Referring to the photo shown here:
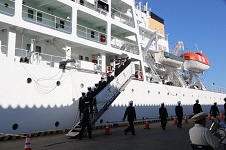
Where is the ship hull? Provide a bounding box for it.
[0,60,225,134]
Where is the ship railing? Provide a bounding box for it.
[15,48,65,67]
[76,0,108,15]
[0,1,15,16]
[77,24,107,44]
[111,7,134,28]
[111,36,139,55]
[22,5,72,34]
[211,85,226,94]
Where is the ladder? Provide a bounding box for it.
[66,63,135,137]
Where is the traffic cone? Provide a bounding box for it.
[184,116,188,124]
[104,122,111,135]
[24,134,32,150]
[208,113,211,120]
[220,112,223,119]
[173,117,177,125]
[144,120,150,129]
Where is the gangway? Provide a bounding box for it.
[66,63,136,137]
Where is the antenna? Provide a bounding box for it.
[195,44,199,52]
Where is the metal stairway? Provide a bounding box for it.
[66,63,135,137]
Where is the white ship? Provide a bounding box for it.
[0,0,225,135]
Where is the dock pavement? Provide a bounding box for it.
[1,119,225,150]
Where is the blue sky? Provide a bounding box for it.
[147,0,226,90]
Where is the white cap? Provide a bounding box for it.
[177,101,181,104]
[129,100,133,105]
[191,112,205,121]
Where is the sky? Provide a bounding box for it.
[146,0,226,90]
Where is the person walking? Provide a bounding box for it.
[193,99,203,115]
[210,102,219,118]
[78,92,87,120]
[122,100,137,135]
[175,101,183,128]
[159,102,168,130]
[78,102,93,140]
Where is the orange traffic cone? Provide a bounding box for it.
[24,134,32,150]
[144,120,150,129]
[173,117,177,125]
[184,116,188,124]
[208,113,211,120]
[220,112,223,119]
[104,122,111,135]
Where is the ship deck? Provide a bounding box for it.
[1,119,226,150]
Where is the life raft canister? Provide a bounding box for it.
[100,35,106,42]
[138,71,143,81]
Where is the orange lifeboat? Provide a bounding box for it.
[180,52,210,73]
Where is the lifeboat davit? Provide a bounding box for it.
[180,52,210,73]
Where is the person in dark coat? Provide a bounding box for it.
[210,102,219,118]
[107,71,114,84]
[159,102,168,130]
[78,92,87,120]
[123,100,137,135]
[224,98,226,123]
[175,101,183,128]
[98,76,107,92]
[79,102,93,140]
[86,87,94,117]
[114,62,121,77]
[193,99,203,115]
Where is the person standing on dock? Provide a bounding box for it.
[210,102,219,118]
[193,99,203,115]
[122,100,137,135]
[175,101,183,128]
[79,102,93,140]
[159,102,168,130]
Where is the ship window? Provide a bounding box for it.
[80,0,84,5]
[79,55,83,60]
[60,20,64,28]
[37,12,42,21]
[28,9,34,19]
[26,44,31,50]
[91,31,95,38]
[35,46,41,53]
[85,57,89,61]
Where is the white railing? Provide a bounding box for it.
[77,0,108,15]
[15,48,65,66]
[111,36,139,55]
[22,5,72,34]
[111,8,134,28]
[77,24,107,44]
[0,1,15,16]
[211,85,226,94]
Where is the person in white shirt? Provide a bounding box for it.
[189,112,221,150]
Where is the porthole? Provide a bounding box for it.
[183,94,185,97]
[176,93,177,96]
[167,93,169,95]
[27,78,32,84]
[12,123,19,130]
[132,89,134,92]
[192,95,193,97]
[148,90,150,94]
[56,81,61,86]
[55,121,60,127]
[80,84,84,88]
[158,92,160,95]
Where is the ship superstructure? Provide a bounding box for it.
[0,0,225,134]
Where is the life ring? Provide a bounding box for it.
[100,35,106,42]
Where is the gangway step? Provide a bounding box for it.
[65,122,82,137]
